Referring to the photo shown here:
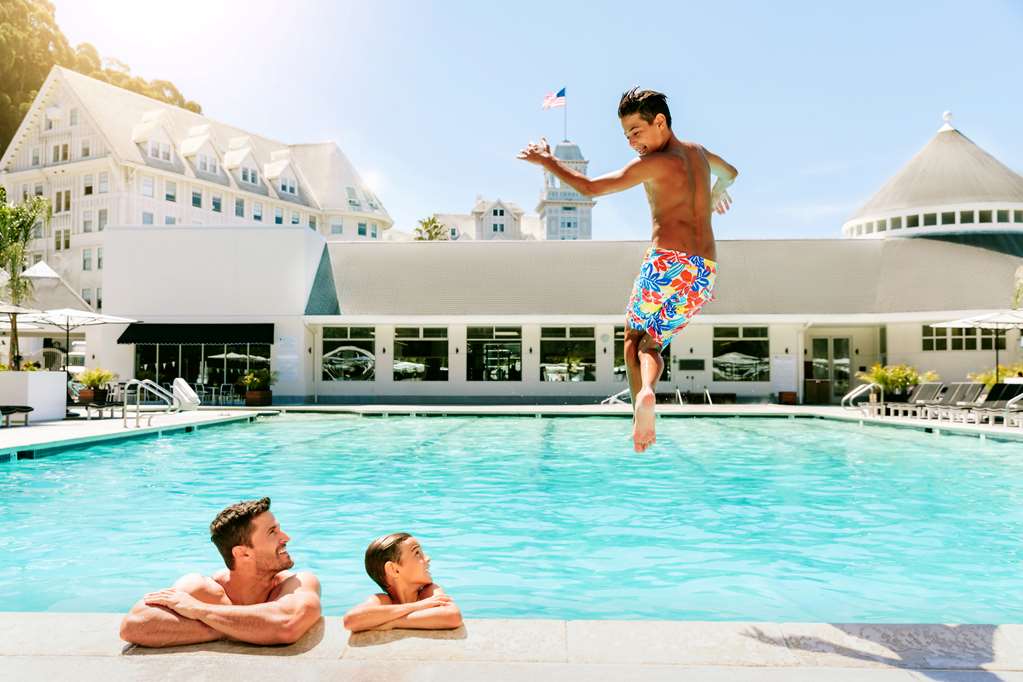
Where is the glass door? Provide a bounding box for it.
[810,337,852,403]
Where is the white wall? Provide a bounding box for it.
[886,323,1021,380]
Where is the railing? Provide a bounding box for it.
[1005,391,1023,422]
[841,382,883,413]
[123,379,181,428]
[600,389,630,405]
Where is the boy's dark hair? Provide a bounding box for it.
[618,87,671,129]
[209,497,271,569]
[365,532,412,593]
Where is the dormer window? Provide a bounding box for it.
[198,153,218,174]
[279,177,296,194]
[493,208,505,217]
[346,186,360,208]
[69,108,79,126]
[241,167,260,184]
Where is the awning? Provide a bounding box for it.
[117,323,274,345]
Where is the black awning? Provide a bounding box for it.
[117,323,274,345]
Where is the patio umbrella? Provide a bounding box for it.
[21,308,136,372]
[931,310,1023,383]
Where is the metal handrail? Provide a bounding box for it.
[123,379,181,428]
[1003,390,1023,421]
[841,382,883,412]
[600,388,630,405]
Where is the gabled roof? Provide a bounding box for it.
[36,67,389,221]
[848,114,1023,222]
[554,141,585,161]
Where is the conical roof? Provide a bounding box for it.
[848,113,1023,222]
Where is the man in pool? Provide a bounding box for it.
[119,497,322,647]
[342,532,463,632]
[518,88,738,453]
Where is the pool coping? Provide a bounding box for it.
[2,614,1022,680]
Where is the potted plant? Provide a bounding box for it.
[75,368,117,404]
[855,364,939,399]
[241,368,278,406]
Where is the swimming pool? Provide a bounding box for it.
[1,414,1020,622]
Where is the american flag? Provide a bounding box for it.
[542,87,566,110]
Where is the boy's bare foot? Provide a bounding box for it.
[632,388,656,453]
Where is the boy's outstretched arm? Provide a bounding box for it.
[517,136,655,197]
[703,147,739,215]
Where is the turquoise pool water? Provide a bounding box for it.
[1,414,1021,622]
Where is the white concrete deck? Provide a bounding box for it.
[0,409,258,460]
[2,614,1021,680]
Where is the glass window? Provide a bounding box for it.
[941,211,955,225]
[330,218,342,234]
[80,139,90,157]
[31,147,40,166]
[192,190,202,208]
[141,175,154,197]
[322,327,375,381]
[98,209,108,230]
[82,248,92,271]
[165,181,177,202]
[97,247,103,270]
[979,210,992,223]
[613,326,671,382]
[921,325,948,352]
[394,327,448,381]
[134,345,158,382]
[905,214,919,228]
[997,210,1009,223]
[274,207,283,224]
[83,175,93,195]
[142,211,154,225]
[96,287,103,311]
[82,288,92,305]
[98,172,109,193]
[540,326,595,382]
[179,345,200,384]
[371,224,378,239]
[875,219,886,232]
[212,195,222,213]
[1015,210,1023,223]
[202,344,226,387]
[980,329,1007,351]
[309,215,317,230]
[890,216,902,230]
[358,223,367,236]
[82,210,93,233]
[253,203,263,222]
[165,216,176,225]
[960,210,975,224]
[291,211,300,225]
[235,198,245,217]
[923,213,936,226]
[467,326,521,381]
[69,108,78,125]
[713,326,769,381]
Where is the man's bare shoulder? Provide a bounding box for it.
[174,572,227,600]
[271,570,321,600]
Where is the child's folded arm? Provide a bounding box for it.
[342,594,420,632]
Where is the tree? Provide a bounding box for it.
[0,0,202,156]
[414,215,449,241]
[0,187,50,369]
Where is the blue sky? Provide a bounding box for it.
[56,0,1023,240]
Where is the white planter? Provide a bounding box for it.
[0,371,67,422]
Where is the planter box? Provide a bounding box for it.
[245,390,272,407]
[77,388,108,405]
[0,371,67,422]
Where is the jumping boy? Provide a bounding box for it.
[518,87,738,453]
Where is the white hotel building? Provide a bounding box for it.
[3,69,1021,405]
[0,66,393,310]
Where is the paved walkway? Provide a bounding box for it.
[2,614,1021,681]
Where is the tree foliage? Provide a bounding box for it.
[0,0,202,156]
[0,186,51,369]
[414,215,449,241]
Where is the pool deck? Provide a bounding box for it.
[2,614,1021,681]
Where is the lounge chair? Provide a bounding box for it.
[886,382,944,417]
[84,401,126,420]
[968,383,1023,425]
[922,382,984,420]
[1,405,34,426]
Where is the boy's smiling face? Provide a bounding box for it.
[394,536,432,586]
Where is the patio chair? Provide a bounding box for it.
[968,383,1023,425]
[922,382,984,420]
[886,382,944,417]
[1,405,34,427]
[84,401,125,420]
[935,383,1007,423]
[219,384,235,405]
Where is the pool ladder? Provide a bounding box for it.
[123,379,181,428]
[841,382,883,416]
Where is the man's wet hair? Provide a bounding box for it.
[210,497,271,569]
[618,87,671,129]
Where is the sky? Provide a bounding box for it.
[54,0,1023,240]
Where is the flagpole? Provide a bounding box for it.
[563,97,568,141]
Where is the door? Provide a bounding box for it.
[811,337,852,403]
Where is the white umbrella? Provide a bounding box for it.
[931,310,1023,383]
[21,308,136,371]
